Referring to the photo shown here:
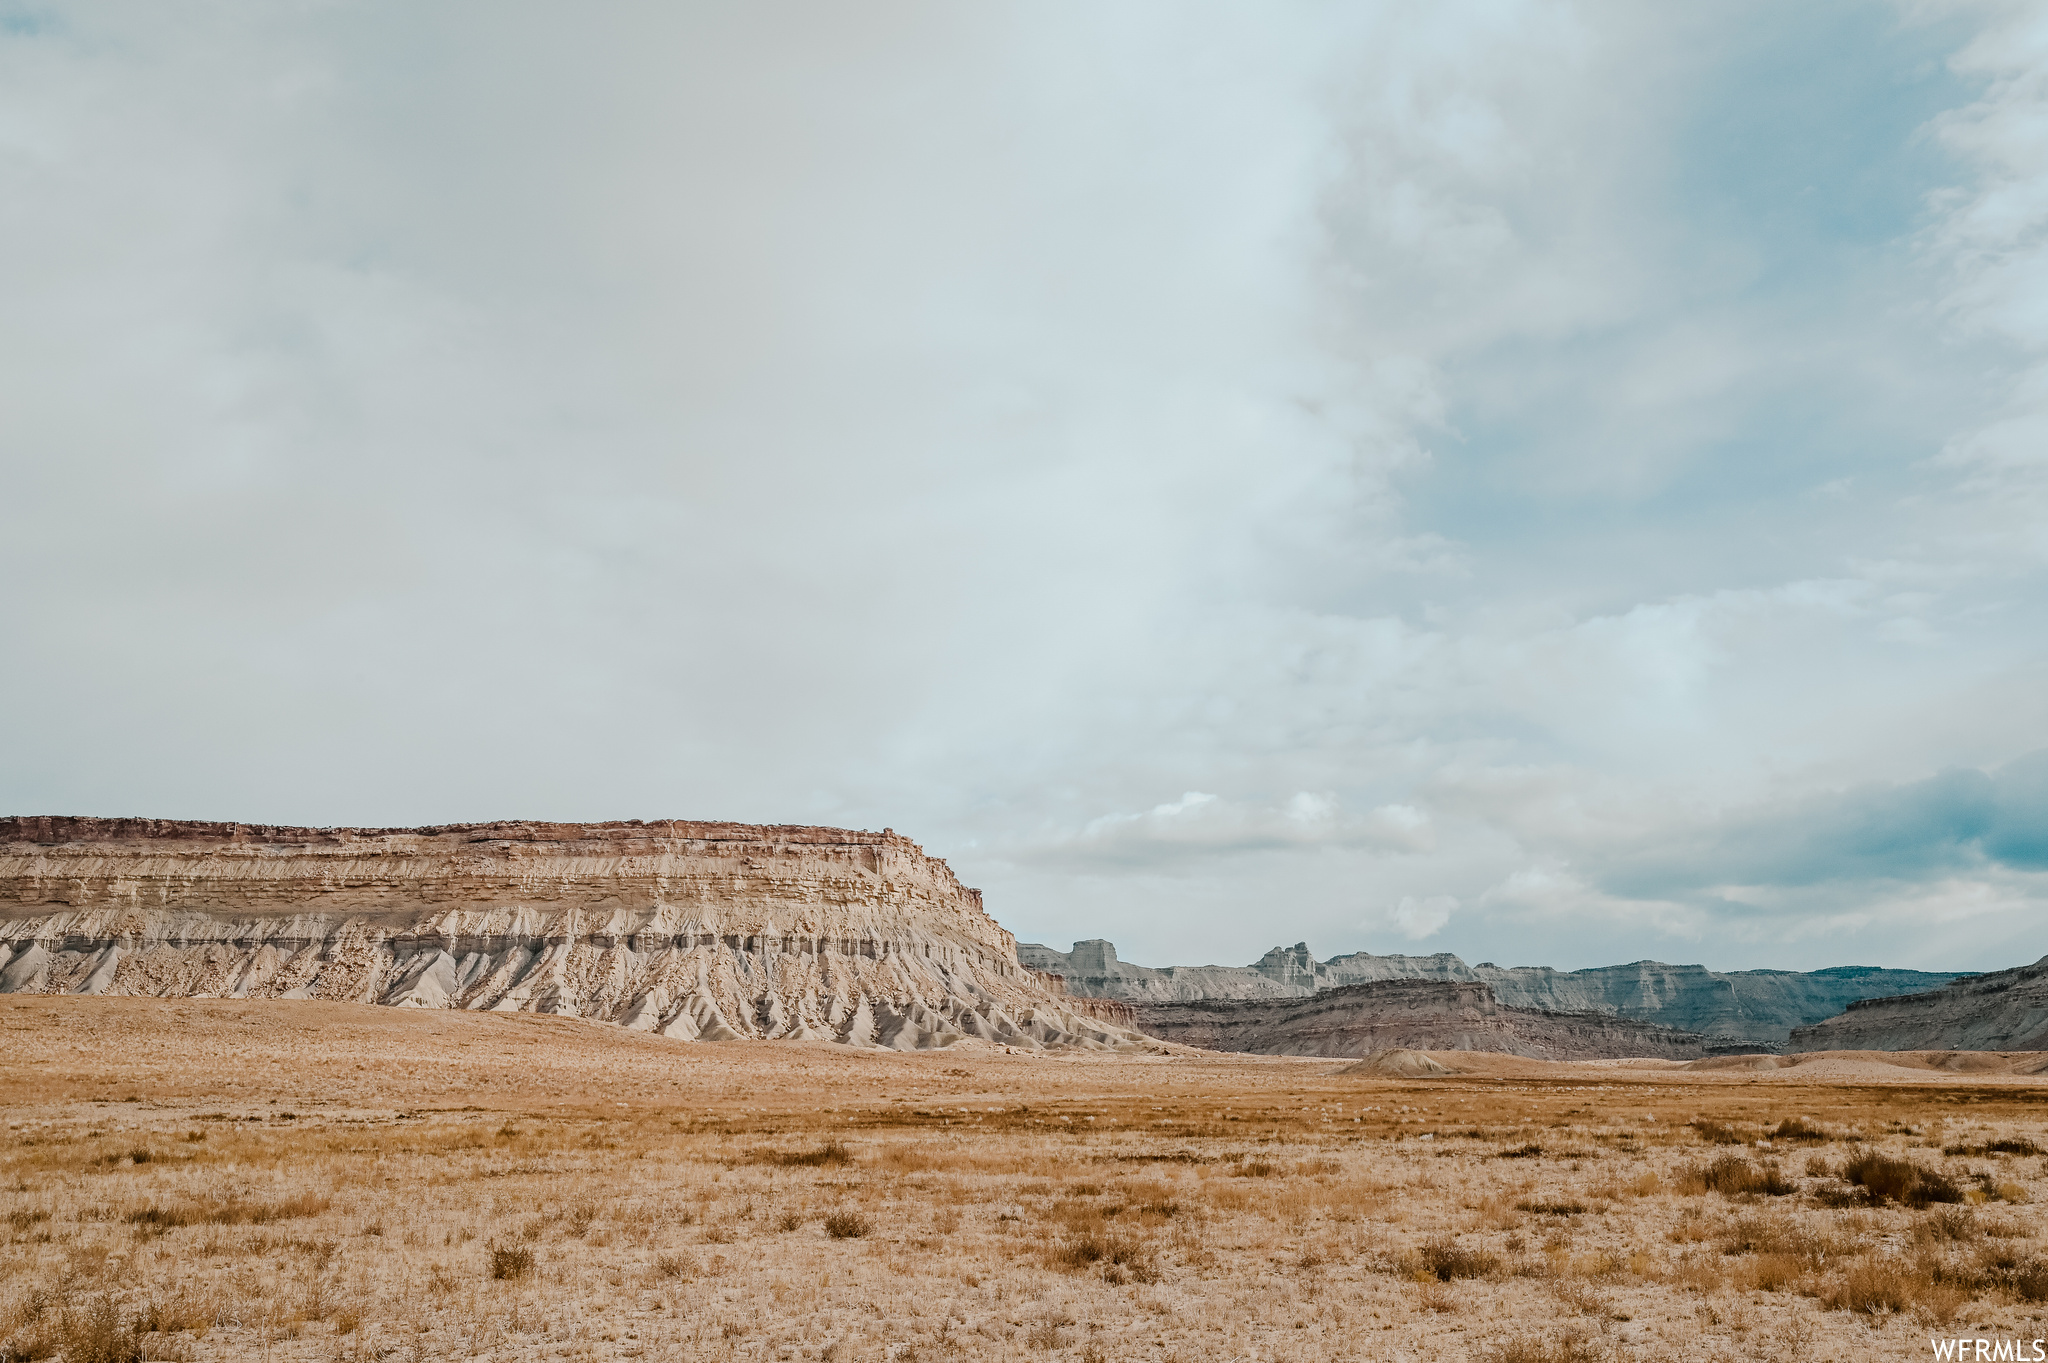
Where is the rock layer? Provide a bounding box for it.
[1021,939,1964,1046]
[1787,954,2048,1053]
[1128,980,1711,1061]
[0,817,1140,1051]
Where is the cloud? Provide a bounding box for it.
[1017,791,1433,872]
[1388,895,1457,941]
[1591,750,2048,900]
[2,4,2047,975]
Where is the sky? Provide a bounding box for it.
[4,2,2048,975]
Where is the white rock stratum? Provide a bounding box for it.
[0,816,1142,1051]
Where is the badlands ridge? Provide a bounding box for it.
[0,817,1138,1051]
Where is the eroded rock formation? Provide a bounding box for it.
[1021,939,1965,1046]
[0,817,1142,1051]
[1787,954,2048,1053]
[1128,979,1711,1061]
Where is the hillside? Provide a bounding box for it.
[1788,954,2048,1052]
[1021,939,1963,1046]
[1127,979,1711,1060]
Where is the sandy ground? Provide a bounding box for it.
[3,997,2047,1361]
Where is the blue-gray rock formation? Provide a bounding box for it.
[1788,954,2048,1052]
[1018,939,1966,1047]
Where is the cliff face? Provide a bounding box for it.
[1019,940,1964,1046]
[0,817,1139,1051]
[1787,955,2048,1053]
[1127,980,1709,1061]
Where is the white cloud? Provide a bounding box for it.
[1019,791,1434,871]
[1388,894,1457,941]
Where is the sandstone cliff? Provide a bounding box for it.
[1019,939,1963,1046]
[1787,954,2048,1053]
[0,817,1141,1051]
[1127,980,1710,1061]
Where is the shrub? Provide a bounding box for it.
[44,1296,139,1363]
[1517,1200,1586,1217]
[1689,1120,1746,1146]
[1050,1231,1158,1281]
[1770,1118,1830,1143]
[773,1142,854,1168]
[1234,1161,1278,1178]
[125,1193,329,1229]
[823,1210,871,1240]
[1819,1261,1912,1315]
[1486,1331,1609,1363]
[1421,1238,1503,1282]
[1842,1152,1962,1208]
[1915,1207,1979,1244]
[653,1253,691,1279]
[1678,1155,1795,1197]
[1495,1144,1544,1159]
[1943,1137,2042,1157]
[489,1245,535,1280]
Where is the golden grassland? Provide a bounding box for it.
[2,998,2047,1362]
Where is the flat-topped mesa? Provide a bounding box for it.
[0,817,1142,1052]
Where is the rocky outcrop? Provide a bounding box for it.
[1026,969,1137,1027]
[1787,955,2048,1053]
[1020,939,1965,1046]
[1128,980,1711,1061]
[0,817,1144,1051]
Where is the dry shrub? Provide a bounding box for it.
[771,1141,855,1169]
[773,1208,805,1233]
[1415,1281,1458,1313]
[1486,1329,1609,1363]
[1549,1278,1621,1317]
[124,1193,329,1229]
[22,1295,142,1363]
[653,1252,692,1279]
[135,1285,214,1335]
[823,1210,870,1240]
[489,1244,535,1280]
[1675,1155,1794,1197]
[1234,1161,1278,1179]
[1048,1231,1158,1282]
[1770,1117,1831,1143]
[1688,1119,1746,1146]
[1914,1207,1979,1244]
[2012,1259,2048,1303]
[1818,1257,1969,1322]
[1517,1199,1586,1217]
[1819,1260,1913,1315]
[1719,1214,1857,1269]
[1944,1137,2042,1157]
[1495,1144,1543,1160]
[1841,1151,1961,1208]
[1420,1237,1503,1282]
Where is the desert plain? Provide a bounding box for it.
[3,999,2046,1363]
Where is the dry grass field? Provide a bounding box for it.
[3,999,2047,1362]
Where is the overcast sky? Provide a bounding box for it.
[5,2,2047,974]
